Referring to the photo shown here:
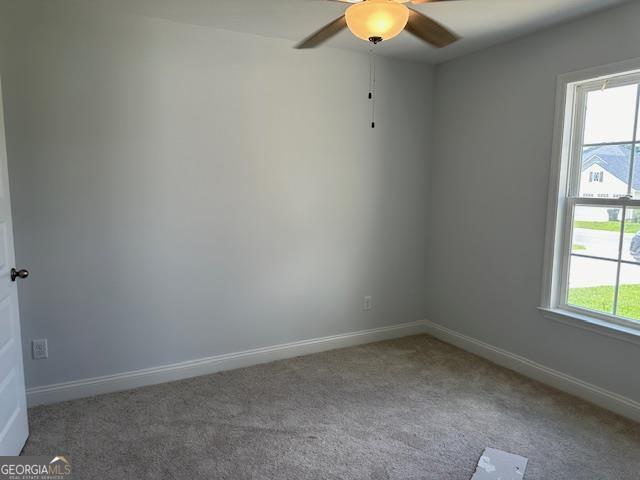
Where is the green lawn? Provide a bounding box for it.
[568,284,640,321]
[572,244,586,251]
[574,221,640,234]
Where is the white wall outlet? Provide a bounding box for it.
[32,339,48,360]
[363,296,372,311]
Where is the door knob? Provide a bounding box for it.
[11,268,29,282]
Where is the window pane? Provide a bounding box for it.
[633,147,640,199]
[617,263,640,322]
[572,205,622,259]
[621,208,640,264]
[583,84,637,144]
[579,145,631,198]
[567,256,617,315]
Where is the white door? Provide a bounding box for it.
[0,77,29,455]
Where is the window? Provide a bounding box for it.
[588,171,604,182]
[543,61,640,335]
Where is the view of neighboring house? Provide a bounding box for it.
[578,144,640,221]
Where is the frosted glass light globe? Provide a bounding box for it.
[345,0,410,43]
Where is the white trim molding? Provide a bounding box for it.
[26,321,426,407]
[27,319,640,424]
[423,319,640,423]
[539,307,640,347]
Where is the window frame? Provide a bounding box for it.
[541,58,640,342]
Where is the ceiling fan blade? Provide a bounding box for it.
[295,15,348,49]
[404,8,459,48]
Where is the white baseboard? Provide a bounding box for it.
[423,319,640,423]
[26,320,426,407]
[27,318,640,424]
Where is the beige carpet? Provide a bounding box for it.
[23,335,640,479]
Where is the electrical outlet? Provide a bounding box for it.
[363,296,372,311]
[32,339,48,360]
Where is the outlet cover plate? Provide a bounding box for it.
[363,296,372,311]
[32,339,48,360]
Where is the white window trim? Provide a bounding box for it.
[540,57,640,346]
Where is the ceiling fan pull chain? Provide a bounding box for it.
[370,47,376,129]
[369,48,373,100]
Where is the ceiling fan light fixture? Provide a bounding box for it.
[345,0,410,43]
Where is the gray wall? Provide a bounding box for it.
[0,1,434,388]
[4,0,635,406]
[428,0,640,403]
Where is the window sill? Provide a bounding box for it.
[538,307,640,347]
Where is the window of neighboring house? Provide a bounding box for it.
[542,62,640,335]
[589,171,604,182]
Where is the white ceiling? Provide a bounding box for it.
[85,0,628,63]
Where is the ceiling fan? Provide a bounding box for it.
[295,0,459,49]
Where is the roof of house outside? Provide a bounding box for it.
[582,144,640,191]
